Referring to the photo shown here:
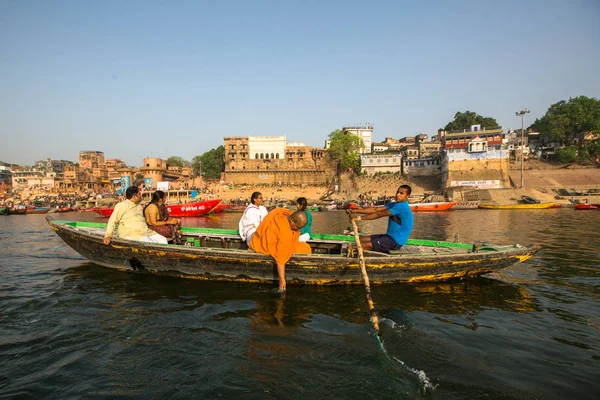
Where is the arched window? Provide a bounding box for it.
[266,153,269,159]
[255,153,259,159]
[260,153,264,159]
[276,153,279,159]
[271,153,274,159]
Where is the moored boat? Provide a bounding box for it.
[479,202,556,209]
[451,201,481,210]
[27,207,51,214]
[0,207,7,215]
[46,217,540,285]
[93,199,222,217]
[207,202,231,214]
[410,201,457,211]
[521,195,541,204]
[8,206,27,215]
[574,203,600,210]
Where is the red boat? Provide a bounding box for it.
[207,202,231,214]
[574,203,600,210]
[94,199,222,218]
[166,199,222,217]
[410,201,457,211]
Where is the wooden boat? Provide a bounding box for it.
[574,203,600,210]
[0,207,7,215]
[27,207,51,214]
[521,195,541,204]
[207,202,231,214]
[46,216,540,285]
[93,199,222,218]
[410,201,457,211]
[479,202,556,210]
[451,201,481,210]
[8,206,27,215]
[93,207,114,217]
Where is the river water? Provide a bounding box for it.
[0,209,598,399]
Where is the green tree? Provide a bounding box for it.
[192,146,225,179]
[531,96,600,145]
[443,111,499,132]
[554,146,578,163]
[587,139,600,162]
[165,156,189,167]
[327,129,364,173]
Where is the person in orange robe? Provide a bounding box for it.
[249,208,312,292]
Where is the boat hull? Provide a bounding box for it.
[410,201,457,211]
[479,202,556,209]
[93,199,222,217]
[47,217,540,285]
[27,207,50,214]
[574,204,600,210]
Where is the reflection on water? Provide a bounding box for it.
[0,210,599,399]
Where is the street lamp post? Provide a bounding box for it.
[515,109,530,188]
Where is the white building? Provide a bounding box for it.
[248,136,286,160]
[342,124,373,154]
[360,154,402,175]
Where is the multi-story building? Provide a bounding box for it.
[223,136,335,185]
[418,140,441,159]
[342,124,373,154]
[371,142,390,153]
[11,169,55,190]
[438,125,510,189]
[34,159,74,178]
[0,166,12,190]
[79,151,105,171]
[403,156,441,177]
[360,154,402,175]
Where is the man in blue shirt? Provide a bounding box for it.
[350,185,414,253]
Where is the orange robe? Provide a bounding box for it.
[249,208,312,265]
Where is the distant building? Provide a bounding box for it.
[342,124,373,154]
[438,125,510,189]
[34,158,74,178]
[360,154,402,175]
[223,136,335,185]
[371,142,389,153]
[0,166,12,190]
[403,156,441,177]
[79,151,105,171]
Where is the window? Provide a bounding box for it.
[265,153,269,159]
[276,153,279,159]
[260,153,264,159]
[255,153,259,159]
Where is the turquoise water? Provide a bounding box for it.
[0,209,598,399]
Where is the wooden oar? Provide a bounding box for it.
[350,218,381,336]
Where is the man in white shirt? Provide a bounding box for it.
[103,186,168,245]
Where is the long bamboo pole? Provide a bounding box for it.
[350,219,380,336]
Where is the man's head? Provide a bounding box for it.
[395,185,412,202]
[289,210,308,231]
[125,186,141,203]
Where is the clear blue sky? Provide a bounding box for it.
[1,0,599,166]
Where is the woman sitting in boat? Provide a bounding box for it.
[238,191,268,245]
[296,197,312,242]
[143,190,182,243]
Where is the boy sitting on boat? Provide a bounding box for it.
[349,185,414,253]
